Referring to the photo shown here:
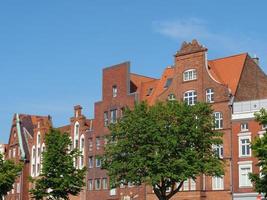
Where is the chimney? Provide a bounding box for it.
[253,54,259,65]
[74,105,82,118]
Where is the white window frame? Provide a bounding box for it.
[238,133,251,157]
[214,112,223,130]
[241,123,249,132]
[168,94,176,101]
[212,176,224,190]
[89,156,94,168]
[262,124,267,130]
[88,179,93,190]
[96,137,101,150]
[110,109,117,123]
[206,88,214,103]
[104,111,109,127]
[96,158,101,168]
[190,179,196,191]
[183,179,189,191]
[110,188,116,196]
[238,162,252,188]
[102,178,108,190]
[184,90,197,105]
[183,69,197,81]
[95,179,101,190]
[212,144,223,158]
[112,85,118,97]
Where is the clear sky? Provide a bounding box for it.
[1,0,267,143]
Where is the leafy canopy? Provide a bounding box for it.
[0,152,22,200]
[30,128,86,200]
[249,108,267,199]
[102,101,224,200]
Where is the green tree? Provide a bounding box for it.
[0,152,22,200]
[102,101,224,200]
[249,108,267,199]
[30,129,86,200]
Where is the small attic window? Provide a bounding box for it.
[112,85,118,97]
[146,88,153,96]
[164,78,173,88]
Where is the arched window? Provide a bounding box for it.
[31,146,36,177]
[74,122,79,149]
[184,90,197,105]
[183,69,197,81]
[79,135,85,168]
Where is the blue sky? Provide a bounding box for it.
[1,0,267,143]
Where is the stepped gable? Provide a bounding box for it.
[175,39,207,56]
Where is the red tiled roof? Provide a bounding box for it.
[208,53,247,95]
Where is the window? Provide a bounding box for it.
[164,78,173,88]
[112,85,118,97]
[11,184,14,194]
[89,138,93,151]
[96,137,101,150]
[146,88,153,96]
[239,163,252,187]
[13,148,16,158]
[183,69,197,81]
[184,90,197,105]
[168,94,176,101]
[190,179,196,191]
[96,158,101,167]
[110,188,116,196]
[214,112,223,129]
[213,144,223,158]
[239,135,251,157]
[206,88,214,103]
[262,124,267,130]
[89,156,94,168]
[104,112,109,127]
[183,179,189,191]
[37,133,41,145]
[103,178,108,190]
[110,109,117,123]
[88,179,93,190]
[212,176,224,190]
[241,123,249,132]
[16,182,20,193]
[80,155,84,167]
[95,179,101,190]
[75,123,79,137]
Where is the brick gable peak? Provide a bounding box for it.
[175,39,207,57]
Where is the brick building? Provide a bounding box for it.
[232,99,267,200]
[3,40,267,200]
[4,114,52,200]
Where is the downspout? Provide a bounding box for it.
[228,96,234,200]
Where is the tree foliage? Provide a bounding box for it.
[249,108,267,199]
[0,152,22,200]
[30,129,86,200]
[102,101,224,200]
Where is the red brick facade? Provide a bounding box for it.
[3,40,267,200]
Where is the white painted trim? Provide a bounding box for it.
[238,163,253,188]
[237,132,251,137]
[238,135,251,158]
[232,113,255,120]
[238,160,253,165]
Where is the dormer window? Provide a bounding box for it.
[112,85,118,97]
[183,69,197,81]
[168,94,176,101]
[146,88,153,96]
[164,78,173,88]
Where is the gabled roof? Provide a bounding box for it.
[141,67,175,104]
[208,53,247,95]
